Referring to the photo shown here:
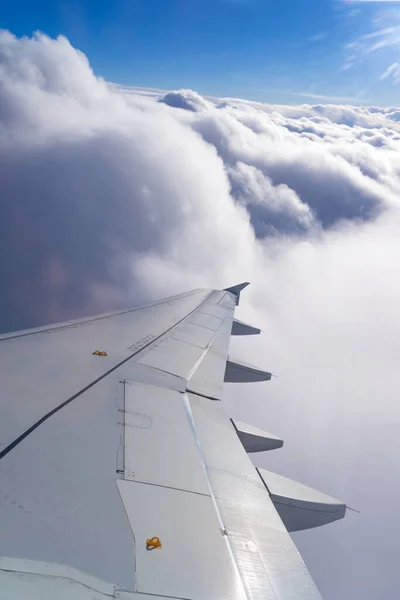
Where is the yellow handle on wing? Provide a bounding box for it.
[146,536,162,550]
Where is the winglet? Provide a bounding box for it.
[224,282,250,306]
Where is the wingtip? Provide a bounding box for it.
[223,282,250,305]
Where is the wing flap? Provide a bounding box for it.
[123,381,210,495]
[117,479,247,600]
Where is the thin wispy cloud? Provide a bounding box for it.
[340,52,357,71]
[360,26,399,40]
[292,90,368,102]
[308,32,327,42]
[342,4,400,85]
[363,25,400,52]
[380,60,400,80]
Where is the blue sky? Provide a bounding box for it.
[2,0,400,105]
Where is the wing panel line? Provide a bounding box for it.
[119,478,211,498]
[0,291,215,462]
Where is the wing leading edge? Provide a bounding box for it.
[0,283,346,600]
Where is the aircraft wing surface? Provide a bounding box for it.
[0,285,344,599]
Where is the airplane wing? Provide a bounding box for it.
[0,284,346,600]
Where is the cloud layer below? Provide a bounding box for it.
[1,30,400,600]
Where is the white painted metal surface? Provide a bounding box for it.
[0,288,211,448]
[0,558,179,599]
[123,381,210,494]
[171,321,215,347]
[138,336,205,378]
[117,479,247,600]
[233,420,284,452]
[189,310,224,331]
[0,570,110,600]
[0,375,135,589]
[258,469,347,531]
[0,557,115,599]
[134,290,236,399]
[115,593,173,600]
[187,348,229,399]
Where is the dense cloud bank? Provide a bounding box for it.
[1,30,400,331]
[1,31,400,599]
